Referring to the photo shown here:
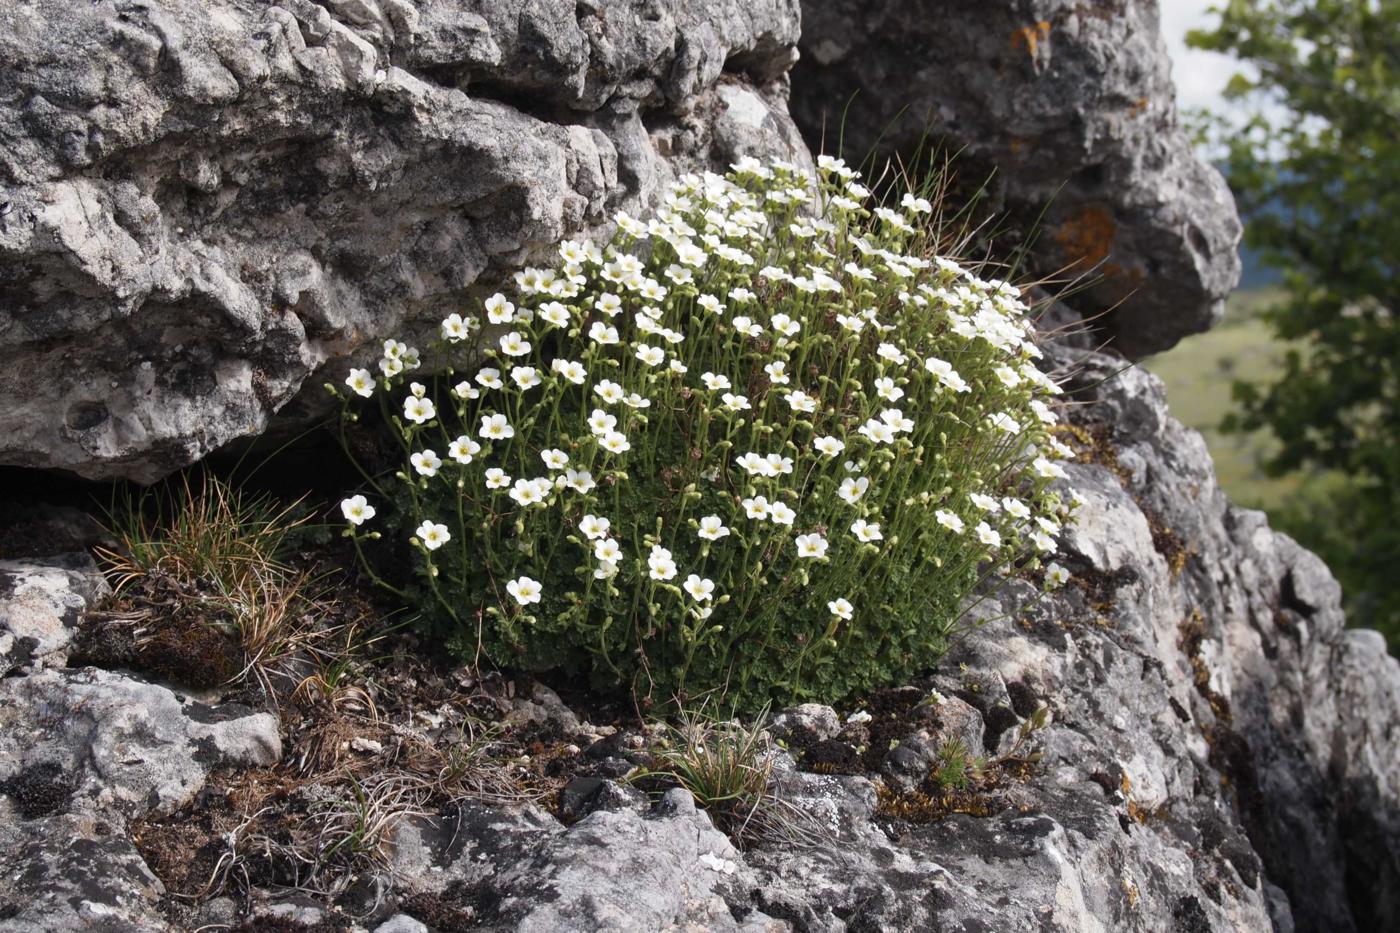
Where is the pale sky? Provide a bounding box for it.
[1159,0,1245,116]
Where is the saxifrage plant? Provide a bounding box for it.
[331,156,1078,711]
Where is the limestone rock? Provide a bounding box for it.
[0,666,281,816]
[0,0,807,481]
[792,0,1243,357]
[0,551,108,676]
[0,811,174,933]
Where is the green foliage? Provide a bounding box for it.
[1190,0,1400,647]
[332,158,1077,710]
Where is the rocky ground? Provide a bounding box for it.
[1,342,1395,933]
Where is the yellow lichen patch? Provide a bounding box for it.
[1010,21,1052,57]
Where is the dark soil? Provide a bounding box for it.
[70,576,244,691]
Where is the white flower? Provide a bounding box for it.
[588,538,620,565]
[479,413,514,440]
[340,495,375,525]
[509,478,548,507]
[411,449,442,477]
[499,331,531,356]
[988,412,1021,435]
[901,192,932,214]
[736,452,765,476]
[593,380,625,405]
[742,496,771,519]
[565,469,596,493]
[403,396,436,424]
[874,377,904,402]
[994,365,1021,389]
[511,366,542,390]
[837,313,865,334]
[587,409,618,435]
[1002,497,1031,520]
[697,294,724,314]
[600,431,631,454]
[579,514,611,540]
[441,313,473,341]
[669,359,688,375]
[595,293,623,317]
[721,393,751,412]
[969,493,1000,512]
[795,533,828,558]
[539,302,571,327]
[926,357,970,393]
[624,393,651,409]
[850,519,883,542]
[786,390,817,414]
[453,381,479,401]
[770,313,800,337]
[975,522,1002,548]
[683,574,716,601]
[1045,563,1071,588]
[828,598,854,620]
[814,436,846,457]
[768,501,796,525]
[345,368,374,398]
[701,372,732,392]
[383,338,407,360]
[766,453,794,476]
[837,476,870,505]
[697,516,730,541]
[635,344,665,367]
[647,545,678,581]
[507,576,542,605]
[416,520,450,550]
[588,322,619,345]
[485,468,511,490]
[448,436,481,464]
[485,293,515,324]
[1031,531,1057,553]
[732,316,762,337]
[880,408,915,433]
[1033,457,1069,480]
[876,343,908,364]
[541,448,570,470]
[858,419,896,445]
[935,510,965,534]
[476,368,504,390]
[551,358,587,384]
[764,361,790,384]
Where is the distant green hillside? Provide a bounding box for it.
[1143,288,1339,511]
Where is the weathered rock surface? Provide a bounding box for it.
[791,0,1243,358]
[0,0,807,481]
[0,666,281,816]
[0,551,107,676]
[0,352,1395,931]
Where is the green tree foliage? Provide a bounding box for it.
[1190,0,1400,647]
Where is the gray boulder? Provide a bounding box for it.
[792,0,1243,358]
[0,0,807,481]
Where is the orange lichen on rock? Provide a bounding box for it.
[1052,204,1117,271]
[1010,21,1052,57]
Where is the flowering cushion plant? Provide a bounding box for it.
[332,157,1078,711]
